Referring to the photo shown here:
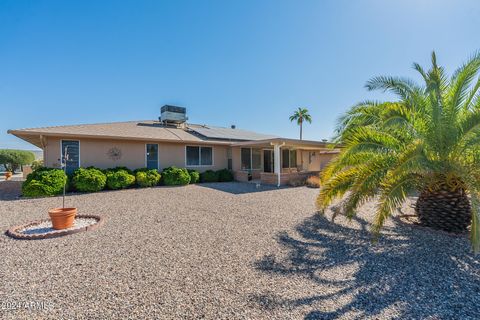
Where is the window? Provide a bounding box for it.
[241,148,261,171]
[61,140,80,174]
[227,148,232,170]
[282,149,297,169]
[252,148,261,170]
[290,150,297,168]
[146,144,158,170]
[200,147,212,165]
[241,148,251,170]
[282,149,290,168]
[186,146,213,166]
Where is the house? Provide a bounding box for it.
[8,106,340,186]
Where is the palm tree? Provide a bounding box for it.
[317,51,480,252]
[290,107,312,140]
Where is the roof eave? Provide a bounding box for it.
[7,130,233,146]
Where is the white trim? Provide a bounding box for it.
[145,143,159,170]
[185,145,214,167]
[60,139,80,169]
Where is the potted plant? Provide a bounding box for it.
[4,170,13,180]
[48,146,77,230]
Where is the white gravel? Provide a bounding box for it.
[18,218,98,235]
[0,182,479,319]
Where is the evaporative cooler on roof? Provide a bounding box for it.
[160,105,187,124]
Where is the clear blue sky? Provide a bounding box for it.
[1,0,479,150]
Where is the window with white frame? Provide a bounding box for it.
[282,149,297,168]
[240,148,261,171]
[186,146,213,166]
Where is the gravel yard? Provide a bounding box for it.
[1,181,479,319]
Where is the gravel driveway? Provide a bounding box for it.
[0,181,479,319]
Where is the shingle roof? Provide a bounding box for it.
[8,120,278,145]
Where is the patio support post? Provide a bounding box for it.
[273,142,284,187]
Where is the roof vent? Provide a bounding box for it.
[160,105,187,124]
[231,125,236,129]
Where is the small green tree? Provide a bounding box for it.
[0,149,35,173]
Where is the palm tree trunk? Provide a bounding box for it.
[300,122,303,140]
[415,186,471,233]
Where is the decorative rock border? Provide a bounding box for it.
[6,214,105,240]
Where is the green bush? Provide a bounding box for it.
[22,168,67,197]
[105,166,133,175]
[136,169,161,188]
[72,167,107,192]
[200,170,219,183]
[187,169,200,184]
[31,159,44,171]
[106,170,135,189]
[217,169,234,182]
[162,166,191,185]
[133,167,150,174]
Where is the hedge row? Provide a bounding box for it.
[22,166,234,197]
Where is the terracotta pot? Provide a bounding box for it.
[48,208,77,230]
[5,172,12,180]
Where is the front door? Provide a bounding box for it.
[263,150,274,173]
[146,144,159,170]
[61,140,80,174]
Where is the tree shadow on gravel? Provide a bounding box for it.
[253,213,480,319]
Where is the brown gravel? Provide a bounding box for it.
[0,182,479,319]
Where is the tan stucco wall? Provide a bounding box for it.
[44,137,229,172]
[43,136,337,173]
[300,151,336,171]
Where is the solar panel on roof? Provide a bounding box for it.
[189,125,277,141]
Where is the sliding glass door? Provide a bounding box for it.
[263,149,274,173]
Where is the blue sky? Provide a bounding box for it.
[1,0,479,150]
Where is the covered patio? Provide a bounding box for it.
[230,138,340,186]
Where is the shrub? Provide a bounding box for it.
[105,166,133,175]
[187,169,200,184]
[162,166,190,185]
[200,170,219,183]
[31,159,44,171]
[306,175,320,188]
[106,170,135,189]
[72,167,107,192]
[22,168,67,197]
[288,177,306,187]
[217,169,234,182]
[133,167,150,174]
[0,149,35,173]
[136,169,161,188]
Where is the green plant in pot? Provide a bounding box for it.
[48,146,77,230]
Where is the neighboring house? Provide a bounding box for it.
[8,106,340,186]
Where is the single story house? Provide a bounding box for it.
[8,106,340,186]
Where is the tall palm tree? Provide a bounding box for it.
[290,107,312,140]
[317,51,480,252]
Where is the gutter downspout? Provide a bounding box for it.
[271,141,285,187]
